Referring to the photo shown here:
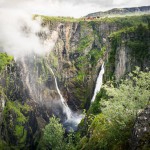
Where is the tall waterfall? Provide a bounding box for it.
[49,67,84,131]
[91,63,105,102]
[49,67,72,120]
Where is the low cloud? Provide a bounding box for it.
[0,0,149,17]
[0,0,149,59]
[0,8,59,59]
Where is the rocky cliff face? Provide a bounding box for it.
[106,23,150,81]
[0,14,150,149]
[130,106,150,150]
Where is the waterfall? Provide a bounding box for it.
[49,67,72,120]
[21,58,32,97]
[91,63,105,102]
[47,65,84,131]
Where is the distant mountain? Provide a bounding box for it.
[86,6,150,18]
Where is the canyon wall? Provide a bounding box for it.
[0,14,149,149]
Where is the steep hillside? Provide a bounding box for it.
[0,14,150,149]
[86,5,150,18]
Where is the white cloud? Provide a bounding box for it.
[0,8,59,59]
[0,0,149,17]
[0,0,149,59]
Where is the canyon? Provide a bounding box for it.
[0,12,150,149]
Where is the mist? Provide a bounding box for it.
[0,0,149,59]
[0,8,59,59]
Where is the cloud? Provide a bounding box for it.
[0,0,149,59]
[0,8,59,59]
[0,0,149,17]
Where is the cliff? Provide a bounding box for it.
[0,14,150,149]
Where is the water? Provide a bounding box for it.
[63,112,84,131]
[43,24,84,128]
[49,67,84,130]
[49,67,72,120]
[20,23,84,130]
[91,63,105,102]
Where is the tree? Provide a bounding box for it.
[78,68,150,149]
[42,116,65,150]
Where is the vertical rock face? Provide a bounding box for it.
[115,46,127,80]
[105,23,150,81]
[0,57,65,149]
[130,106,150,150]
[0,15,150,148]
[46,21,105,110]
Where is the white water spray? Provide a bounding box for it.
[91,63,105,102]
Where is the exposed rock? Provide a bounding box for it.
[130,106,150,150]
[0,14,150,149]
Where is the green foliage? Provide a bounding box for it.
[78,68,150,150]
[89,47,106,66]
[0,140,10,150]
[3,101,30,146]
[105,32,119,80]
[14,125,27,144]
[34,15,82,23]
[105,23,149,81]
[89,88,108,114]
[99,14,150,28]
[0,53,13,72]
[41,116,65,150]
[73,46,105,108]
[77,36,92,52]
[4,101,30,124]
[40,116,76,150]
[126,24,150,62]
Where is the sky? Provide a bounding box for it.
[0,0,150,17]
[0,0,149,58]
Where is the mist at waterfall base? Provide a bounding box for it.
[49,67,84,131]
[63,63,105,131]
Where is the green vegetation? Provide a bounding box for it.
[3,101,30,147]
[126,24,150,62]
[39,116,76,150]
[0,14,149,150]
[34,15,82,23]
[105,23,150,81]
[77,36,92,52]
[0,140,10,150]
[42,116,65,150]
[73,46,106,108]
[37,68,150,150]
[78,68,150,150]
[0,53,13,72]
[96,14,150,28]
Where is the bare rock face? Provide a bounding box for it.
[115,45,127,80]
[130,106,150,150]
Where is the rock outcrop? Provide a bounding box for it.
[130,106,150,150]
[0,14,149,149]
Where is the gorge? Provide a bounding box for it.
[0,7,150,150]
